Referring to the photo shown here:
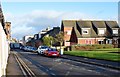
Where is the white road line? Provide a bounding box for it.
[51,73,56,76]
[65,71,70,76]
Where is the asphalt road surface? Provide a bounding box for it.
[14,49,120,77]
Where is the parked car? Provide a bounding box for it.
[23,46,29,51]
[37,46,49,55]
[44,48,60,57]
[30,47,37,52]
[10,43,21,49]
[22,46,37,52]
[20,46,24,50]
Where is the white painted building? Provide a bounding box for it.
[22,35,34,45]
[0,3,10,76]
[0,21,10,77]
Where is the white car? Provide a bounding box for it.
[37,46,49,55]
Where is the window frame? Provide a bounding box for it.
[98,29,105,35]
[113,29,118,34]
[82,29,89,34]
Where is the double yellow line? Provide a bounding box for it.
[13,52,36,77]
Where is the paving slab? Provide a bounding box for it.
[61,55,120,70]
[6,51,23,75]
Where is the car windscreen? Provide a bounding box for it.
[48,48,57,52]
[41,46,48,49]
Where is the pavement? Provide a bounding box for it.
[6,51,120,76]
[6,51,23,76]
[61,55,120,70]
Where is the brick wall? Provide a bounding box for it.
[5,22,11,40]
[64,27,73,41]
[64,27,73,46]
[78,38,105,45]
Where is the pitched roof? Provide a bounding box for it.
[0,4,6,34]
[92,21,106,28]
[90,27,98,37]
[105,21,119,28]
[73,27,82,38]
[41,27,60,38]
[62,20,76,27]
[0,4,3,20]
[62,20,119,39]
[77,21,92,28]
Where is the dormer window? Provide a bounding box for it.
[82,29,88,34]
[99,29,105,34]
[113,30,118,34]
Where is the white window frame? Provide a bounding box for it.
[113,29,118,34]
[82,29,89,34]
[99,29,105,34]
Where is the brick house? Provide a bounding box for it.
[26,27,60,48]
[41,27,60,38]
[61,20,76,46]
[105,21,119,47]
[61,20,120,47]
[5,22,11,40]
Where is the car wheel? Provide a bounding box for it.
[37,52,40,55]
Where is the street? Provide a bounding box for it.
[7,49,120,77]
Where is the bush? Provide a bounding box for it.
[70,44,113,51]
[103,44,113,48]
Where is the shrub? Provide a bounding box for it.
[70,44,113,51]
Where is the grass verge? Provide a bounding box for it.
[64,48,120,62]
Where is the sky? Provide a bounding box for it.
[1,0,120,2]
[1,2,119,40]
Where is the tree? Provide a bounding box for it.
[42,36,54,47]
[55,31,64,55]
[55,31,64,46]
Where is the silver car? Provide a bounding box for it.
[37,46,49,55]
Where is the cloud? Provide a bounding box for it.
[4,10,118,39]
[4,10,87,39]
[12,26,36,39]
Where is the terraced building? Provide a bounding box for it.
[61,20,120,47]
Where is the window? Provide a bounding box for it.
[98,40,104,44]
[98,41,103,44]
[107,39,112,44]
[34,35,37,39]
[82,30,88,34]
[67,30,71,35]
[113,30,118,34]
[85,40,92,44]
[99,30,105,34]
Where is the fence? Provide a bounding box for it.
[0,22,9,77]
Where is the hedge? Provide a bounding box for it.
[70,44,113,51]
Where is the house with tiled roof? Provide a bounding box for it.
[105,21,119,47]
[26,27,60,48]
[61,20,120,47]
[41,27,60,38]
[61,20,76,46]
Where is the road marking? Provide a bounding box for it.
[51,73,56,76]
[14,52,36,77]
[70,67,73,70]
[46,69,49,72]
[65,71,70,76]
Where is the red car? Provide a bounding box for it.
[44,48,60,57]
